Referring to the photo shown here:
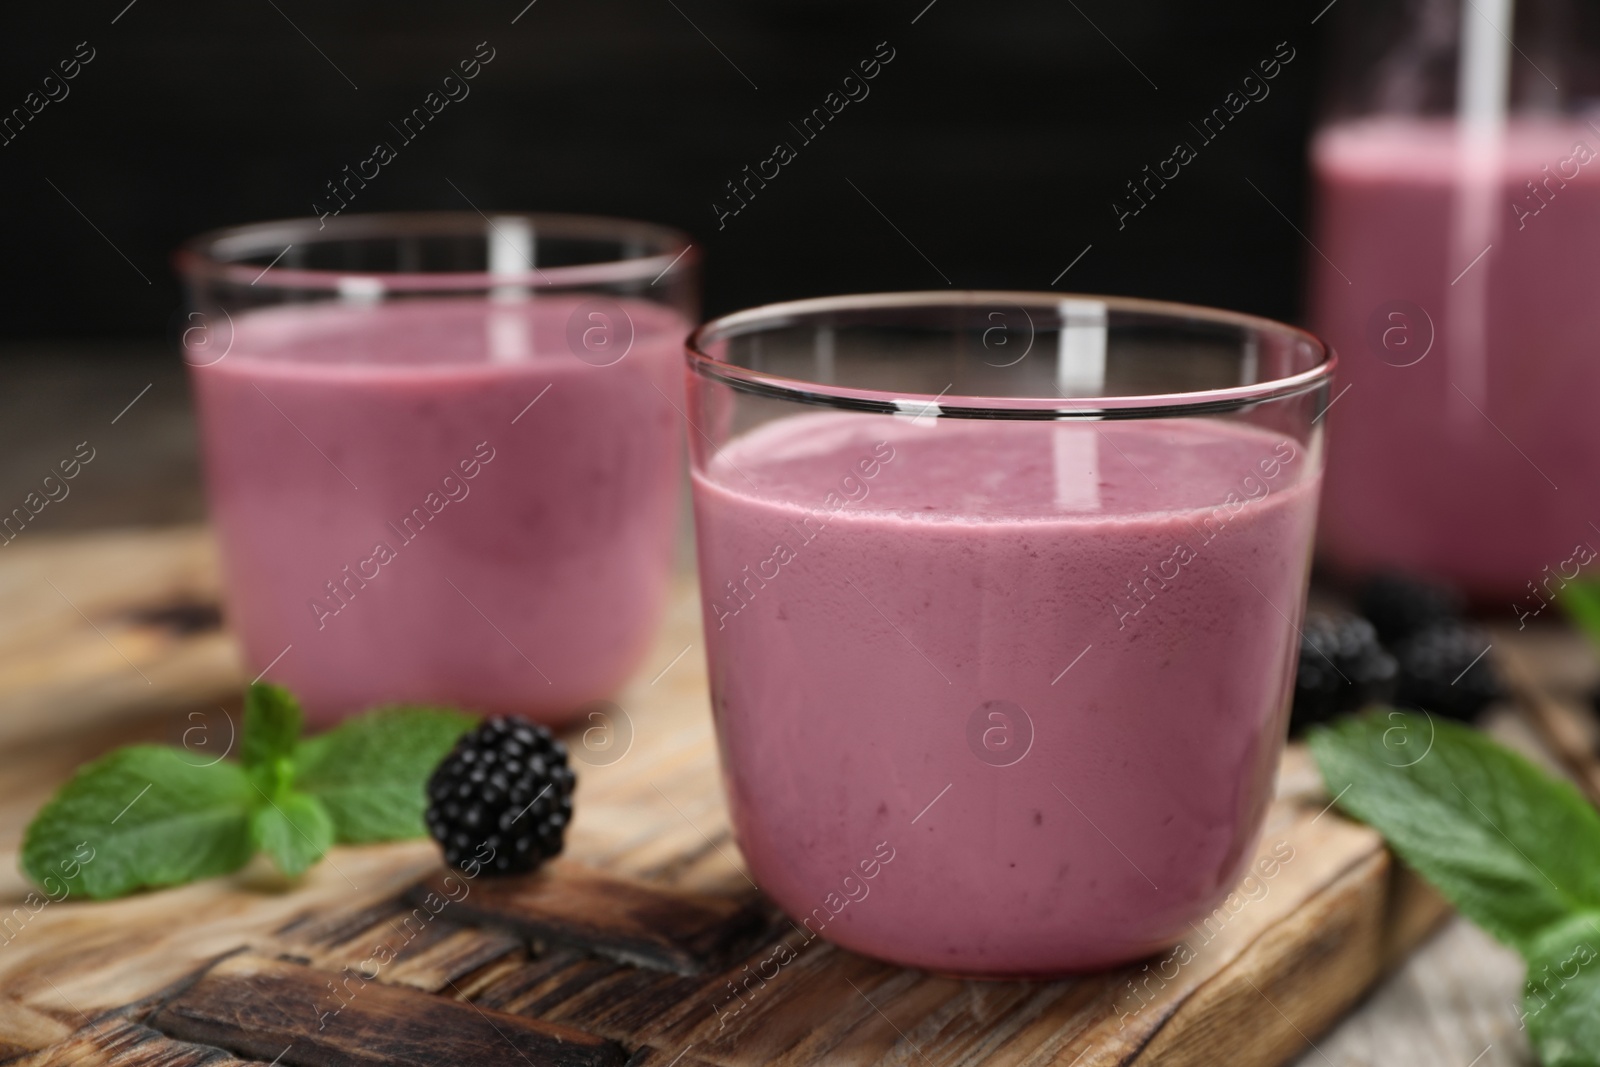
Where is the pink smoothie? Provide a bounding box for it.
[1310,118,1600,600]
[691,412,1320,974]
[190,294,686,724]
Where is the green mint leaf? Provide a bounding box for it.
[1524,913,1600,1067]
[250,791,334,878]
[1559,581,1600,653]
[292,706,475,843]
[21,746,256,900]
[241,683,304,771]
[1309,711,1600,955]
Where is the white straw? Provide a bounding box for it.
[1446,0,1513,416]
[1458,0,1514,134]
[488,215,533,362]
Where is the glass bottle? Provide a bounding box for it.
[1308,0,1600,608]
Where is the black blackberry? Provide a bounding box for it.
[425,717,575,876]
[1394,623,1501,722]
[1357,572,1465,644]
[1291,611,1398,733]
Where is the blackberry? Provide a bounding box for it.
[1291,611,1398,733]
[1394,623,1501,722]
[1357,572,1465,644]
[425,716,575,876]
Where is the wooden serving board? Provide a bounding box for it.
[0,527,1459,1067]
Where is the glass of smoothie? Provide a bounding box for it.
[686,292,1332,975]
[177,212,696,725]
[1309,0,1600,601]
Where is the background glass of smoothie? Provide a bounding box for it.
[1309,0,1600,601]
[177,212,696,724]
[686,292,1333,975]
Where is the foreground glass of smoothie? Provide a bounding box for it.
[686,293,1333,975]
[178,213,696,724]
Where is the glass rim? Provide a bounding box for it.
[174,210,696,293]
[686,290,1337,421]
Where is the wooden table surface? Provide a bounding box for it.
[0,344,1588,1066]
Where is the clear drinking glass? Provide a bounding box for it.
[177,212,697,725]
[1309,0,1600,600]
[685,292,1333,975]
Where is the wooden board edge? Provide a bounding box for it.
[1131,845,1450,1067]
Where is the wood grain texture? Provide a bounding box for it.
[0,1000,76,1063]
[0,527,239,752]
[6,1019,265,1067]
[0,527,1505,1067]
[147,954,628,1067]
[404,861,772,975]
[1293,915,1531,1067]
[1499,633,1600,806]
[265,895,526,994]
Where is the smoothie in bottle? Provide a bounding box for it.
[1308,0,1600,601]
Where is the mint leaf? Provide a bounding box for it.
[21,746,256,900]
[250,792,334,877]
[242,683,303,771]
[1309,712,1600,954]
[22,688,477,899]
[1524,914,1600,1067]
[1559,581,1600,652]
[292,706,474,842]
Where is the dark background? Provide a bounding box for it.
[1,0,1330,337]
[0,0,1332,529]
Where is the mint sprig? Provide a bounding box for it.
[242,682,304,774]
[1312,712,1600,1067]
[1527,922,1600,1067]
[21,747,256,899]
[20,684,474,900]
[250,792,335,878]
[294,705,475,842]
